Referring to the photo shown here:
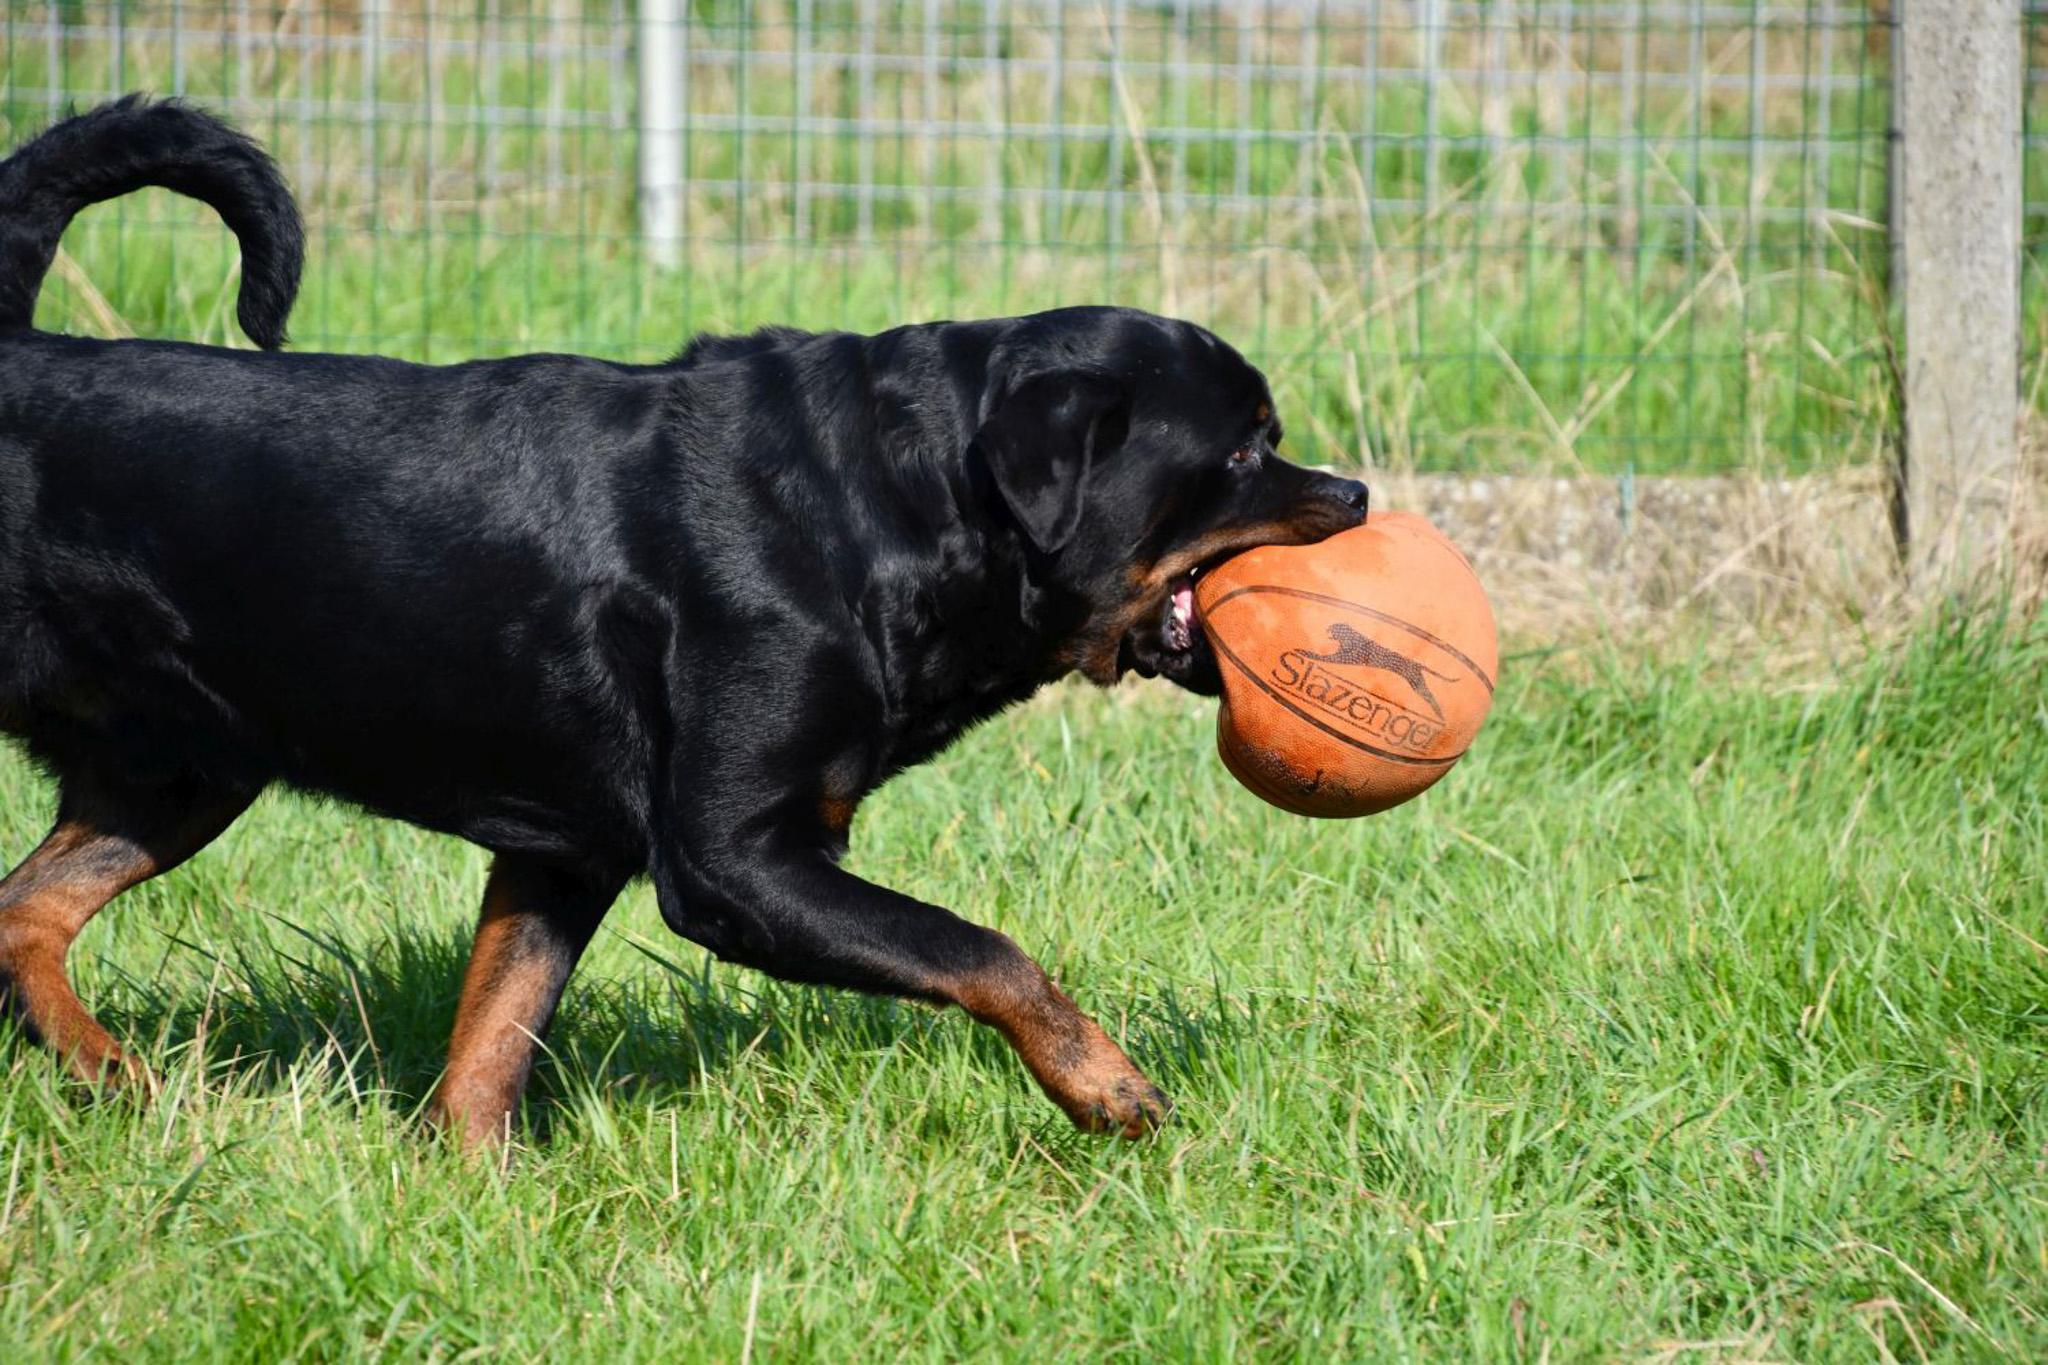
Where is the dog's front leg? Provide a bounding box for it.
[656,833,1171,1137]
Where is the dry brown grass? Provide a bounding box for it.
[1379,444,2047,672]
[2015,416,2048,615]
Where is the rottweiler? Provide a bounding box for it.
[0,97,1365,1145]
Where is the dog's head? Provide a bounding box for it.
[972,310,1366,695]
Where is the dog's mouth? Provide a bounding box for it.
[1115,496,1367,694]
[1121,556,1233,695]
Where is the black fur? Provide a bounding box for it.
[0,99,1365,1122]
[0,96,302,347]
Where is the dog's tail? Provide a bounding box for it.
[0,94,303,348]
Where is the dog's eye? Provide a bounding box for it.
[1228,445,1260,468]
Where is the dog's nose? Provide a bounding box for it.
[1327,476,1368,517]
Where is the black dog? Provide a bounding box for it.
[0,97,1365,1145]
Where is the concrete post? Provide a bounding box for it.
[1895,1,2021,594]
[638,0,684,269]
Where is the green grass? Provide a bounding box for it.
[0,616,2042,1360]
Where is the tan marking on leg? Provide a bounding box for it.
[430,860,602,1151]
[819,795,858,840]
[941,941,1171,1138]
[0,824,165,1087]
[0,789,248,1089]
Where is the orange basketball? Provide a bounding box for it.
[1193,511,1497,818]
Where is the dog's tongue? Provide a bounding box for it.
[1170,578,1196,647]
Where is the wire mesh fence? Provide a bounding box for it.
[2,1,1894,473]
[2024,2,2048,412]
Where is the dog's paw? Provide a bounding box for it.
[1067,1072,1174,1138]
[1034,1033,1173,1139]
[959,958,1176,1140]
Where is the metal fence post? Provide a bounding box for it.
[1895,0,2021,594]
[639,0,684,269]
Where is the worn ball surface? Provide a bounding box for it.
[1193,511,1498,818]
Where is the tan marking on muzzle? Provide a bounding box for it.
[1057,509,1357,684]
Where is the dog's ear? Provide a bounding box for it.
[972,369,1131,555]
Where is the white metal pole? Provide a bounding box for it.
[639,0,684,270]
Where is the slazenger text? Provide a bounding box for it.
[1271,650,1442,751]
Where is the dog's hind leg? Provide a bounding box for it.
[428,854,623,1151]
[0,772,253,1088]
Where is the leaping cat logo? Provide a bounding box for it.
[1300,623,1455,721]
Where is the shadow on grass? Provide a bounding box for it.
[28,917,1251,1142]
